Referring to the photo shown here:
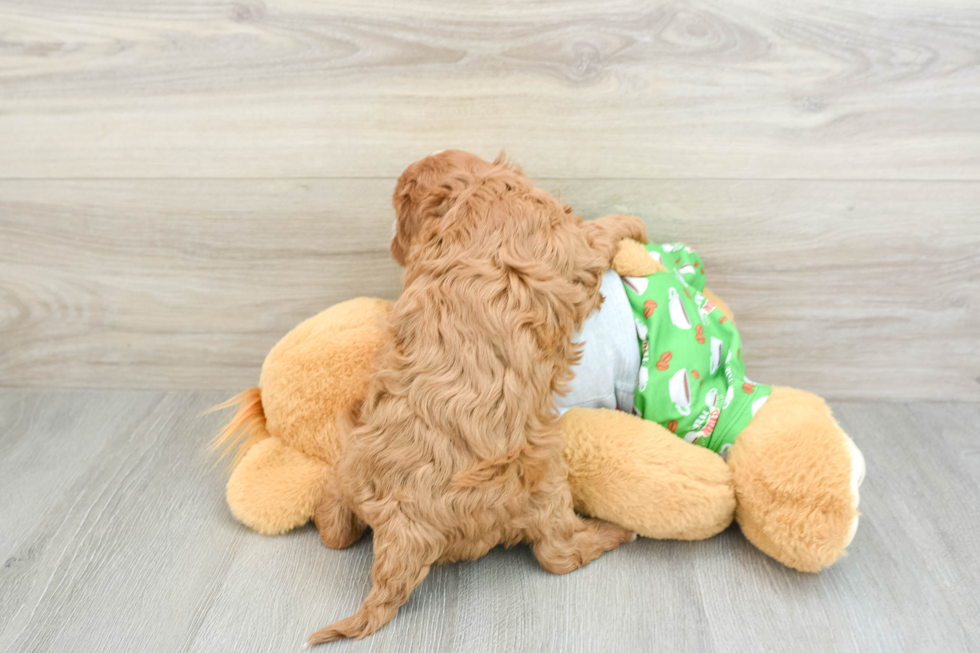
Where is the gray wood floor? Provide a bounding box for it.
[1,389,978,653]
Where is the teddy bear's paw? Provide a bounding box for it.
[226,436,332,535]
[727,386,866,571]
[842,436,866,548]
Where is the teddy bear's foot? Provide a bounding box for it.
[728,386,863,572]
[226,435,332,535]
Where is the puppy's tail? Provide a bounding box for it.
[307,532,431,646]
[206,387,269,469]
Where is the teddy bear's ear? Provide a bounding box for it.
[612,239,664,277]
[225,436,332,536]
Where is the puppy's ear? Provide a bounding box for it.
[391,176,453,266]
[393,177,452,226]
[391,151,494,265]
[390,235,407,267]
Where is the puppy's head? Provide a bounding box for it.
[391,150,496,266]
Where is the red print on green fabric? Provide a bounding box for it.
[624,243,771,458]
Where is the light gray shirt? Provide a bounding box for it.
[557,270,640,414]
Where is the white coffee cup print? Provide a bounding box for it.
[634,317,648,340]
[669,368,692,415]
[709,337,723,374]
[723,385,734,409]
[637,365,649,392]
[751,395,769,417]
[667,287,692,330]
[677,264,696,276]
[649,251,663,265]
[704,388,719,410]
[623,276,648,295]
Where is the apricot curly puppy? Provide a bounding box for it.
[308,151,647,645]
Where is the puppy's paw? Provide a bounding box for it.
[593,519,636,552]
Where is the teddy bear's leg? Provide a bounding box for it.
[560,408,736,540]
[726,386,865,572]
[225,435,332,536]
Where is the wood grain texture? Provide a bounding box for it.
[1,0,979,179]
[2,179,978,399]
[1,389,978,652]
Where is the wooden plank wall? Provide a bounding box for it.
[1,0,978,400]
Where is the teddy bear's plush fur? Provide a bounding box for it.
[213,297,392,536]
[214,272,862,574]
[214,295,743,545]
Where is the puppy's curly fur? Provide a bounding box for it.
[308,151,647,645]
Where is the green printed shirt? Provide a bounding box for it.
[622,243,770,458]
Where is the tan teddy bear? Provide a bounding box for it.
[214,241,863,572]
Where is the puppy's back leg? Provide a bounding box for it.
[528,485,634,575]
[313,485,366,550]
[306,524,433,645]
